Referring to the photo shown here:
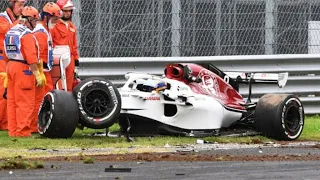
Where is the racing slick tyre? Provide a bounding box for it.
[254,94,304,141]
[72,77,121,129]
[38,90,79,138]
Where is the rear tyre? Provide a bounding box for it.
[254,94,304,141]
[73,77,121,129]
[38,90,79,138]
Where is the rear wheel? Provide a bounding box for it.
[38,90,79,138]
[254,94,304,141]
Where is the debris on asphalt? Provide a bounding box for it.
[105,165,132,172]
[176,148,198,153]
[50,164,58,169]
[175,173,185,176]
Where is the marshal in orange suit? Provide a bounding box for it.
[32,2,61,133]
[51,0,79,92]
[0,0,26,131]
[5,6,46,137]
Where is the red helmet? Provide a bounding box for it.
[56,0,75,10]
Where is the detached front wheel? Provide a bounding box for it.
[73,77,121,129]
[254,94,304,141]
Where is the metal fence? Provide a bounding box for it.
[79,54,320,115]
[2,0,320,57]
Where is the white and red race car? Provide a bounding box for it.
[38,59,304,141]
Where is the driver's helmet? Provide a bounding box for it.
[137,79,166,92]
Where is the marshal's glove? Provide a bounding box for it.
[0,72,8,99]
[36,59,47,87]
[33,70,46,87]
[0,72,8,88]
[38,59,45,74]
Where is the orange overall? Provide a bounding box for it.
[34,22,54,94]
[32,22,54,133]
[5,25,38,137]
[51,19,79,91]
[0,8,19,130]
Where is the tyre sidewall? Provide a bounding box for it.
[74,78,121,128]
[38,92,55,135]
[278,96,304,140]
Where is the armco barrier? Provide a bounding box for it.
[78,54,320,115]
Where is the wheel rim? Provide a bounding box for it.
[284,104,301,134]
[38,96,53,131]
[82,88,114,117]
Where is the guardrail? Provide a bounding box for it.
[79,54,320,115]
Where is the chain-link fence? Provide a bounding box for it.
[1,0,320,57]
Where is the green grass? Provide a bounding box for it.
[0,115,318,159]
[300,115,320,140]
[0,156,44,170]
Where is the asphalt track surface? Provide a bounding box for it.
[0,160,319,180]
[1,142,320,179]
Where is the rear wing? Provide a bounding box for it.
[224,72,289,88]
[201,63,288,91]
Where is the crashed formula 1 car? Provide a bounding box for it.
[38,57,304,141]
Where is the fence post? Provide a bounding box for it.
[171,0,181,56]
[265,0,275,55]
